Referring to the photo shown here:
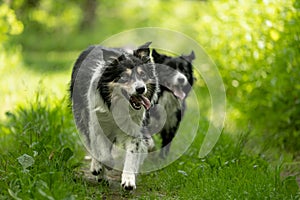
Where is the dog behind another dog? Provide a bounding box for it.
[145,49,195,158]
[70,42,158,190]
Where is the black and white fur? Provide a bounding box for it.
[146,49,195,158]
[70,42,158,190]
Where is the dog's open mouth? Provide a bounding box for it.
[172,86,186,100]
[122,89,151,110]
[165,82,186,100]
[129,95,151,110]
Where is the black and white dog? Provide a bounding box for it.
[146,49,195,158]
[70,42,158,190]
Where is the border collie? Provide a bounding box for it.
[146,49,195,158]
[70,42,158,190]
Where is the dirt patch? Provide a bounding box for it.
[75,157,151,199]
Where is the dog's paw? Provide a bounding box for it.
[90,158,104,176]
[121,173,136,190]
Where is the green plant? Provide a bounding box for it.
[0,96,86,199]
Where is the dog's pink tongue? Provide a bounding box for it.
[174,89,186,100]
[140,96,151,110]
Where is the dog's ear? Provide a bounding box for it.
[151,49,167,63]
[109,54,126,66]
[183,51,195,63]
[134,42,151,60]
[102,49,126,66]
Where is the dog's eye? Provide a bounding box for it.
[178,63,184,72]
[119,74,130,83]
[139,71,147,80]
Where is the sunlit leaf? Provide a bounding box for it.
[38,189,55,200]
[178,170,188,176]
[270,29,280,41]
[8,189,22,200]
[17,154,34,169]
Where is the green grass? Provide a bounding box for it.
[0,96,299,199]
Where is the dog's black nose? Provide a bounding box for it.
[178,77,185,84]
[136,86,145,94]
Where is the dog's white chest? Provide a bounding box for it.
[159,92,181,129]
[95,98,145,139]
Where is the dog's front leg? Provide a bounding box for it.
[121,137,147,190]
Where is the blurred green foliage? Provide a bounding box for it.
[188,1,300,153]
[10,0,81,33]
[0,3,23,42]
[2,0,300,155]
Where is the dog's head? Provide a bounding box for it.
[152,49,195,100]
[98,42,158,111]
